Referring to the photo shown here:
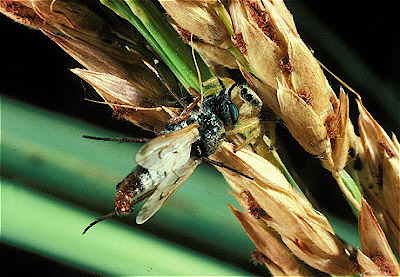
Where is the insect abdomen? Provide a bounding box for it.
[114,166,166,215]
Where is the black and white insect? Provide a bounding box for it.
[83,77,253,234]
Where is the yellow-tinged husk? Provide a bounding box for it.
[71,69,177,132]
[213,142,359,275]
[357,198,400,276]
[159,0,238,68]
[228,203,319,276]
[353,99,400,255]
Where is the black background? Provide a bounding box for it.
[1,1,399,275]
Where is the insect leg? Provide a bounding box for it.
[82,135,151,143]
[147,96,194,107]
[236,127,263,152]
[166,96,201,125]
[226,117,260,135]
[143,59,188,109]
[226,117,263,152]
[265,121,277,151]
[202,157,253,180]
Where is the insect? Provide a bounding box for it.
[83,77,253,234]
[209,77,276,154]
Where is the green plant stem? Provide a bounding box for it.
[215,4,252,73]
[1,179,248,276]
[269,149,306,197]
[340,170,362,216]
[101,0,213,92]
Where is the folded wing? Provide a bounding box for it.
[136,158,201,224]
[135,122,200,173]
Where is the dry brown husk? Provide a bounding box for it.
[71,69,179,132]
[1,0,174,132]
[348,98,400,255]
[212,142,359,275]
[228,0,355,177]
[357,198,400,276]
[159,0,238,68]
[228,203,324,276]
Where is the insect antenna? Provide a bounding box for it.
[227,82,238,98]
[217,78,227,96]
[82,211,116,235]
[82,135,151,143]
[202,157,253,180]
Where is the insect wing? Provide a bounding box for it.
[136,158,201,224]
[135,123,199,172]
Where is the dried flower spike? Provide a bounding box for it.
[71,69,176,132]
[352,98,400,254]
[228,203,318,276]
[214,142,359,275]
[159,0,238,68]
[357,198,400,276]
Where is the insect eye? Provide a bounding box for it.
[229,102,239,126]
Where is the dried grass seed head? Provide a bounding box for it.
[357,198,400,276]
[159,0,238,68]
[214,142,359,275]
[71,69,177,133]
[229,203,319,276]
[229,0,353,174]
[356,98,400,254]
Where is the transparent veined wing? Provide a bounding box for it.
[136,158,201,224]
[135,122,199,173]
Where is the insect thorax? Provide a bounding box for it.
[164,111,225,158]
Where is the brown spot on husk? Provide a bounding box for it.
[379,141,397,158]
[377,165,383,189]
[325,113,339,150]
[243,191,269,219]
[176,26,203,43]
[293,238,313,255]
[3,1,44,27]
[233,32,247,55]
[325,113,339,138]
[297,90,312,106]
[279,55,292,75]
[245,1,277,42]
[112,105,133,120]
[252,249,270,265]
[371,255,397,275]
[330,96,339,112]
